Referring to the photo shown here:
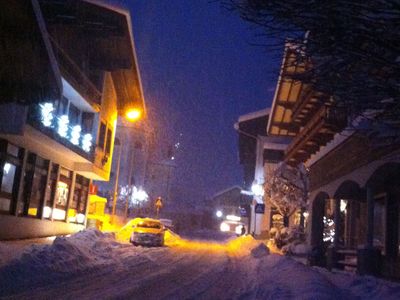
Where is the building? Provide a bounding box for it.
[268,44,400,278]
[96,120,154,216]
[236,109,290,236]
[0,0,145,239]
[208,186,251,233]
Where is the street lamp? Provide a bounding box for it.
[111,111,143,223]
[251,182,265,197]
[125,108,142,122]
[111,137,125,223]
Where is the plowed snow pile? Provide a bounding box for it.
[0,229,120,295]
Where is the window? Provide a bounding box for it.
[43,164,59,219]
[68,103,80,125]
[263,149,284,163]
[1,162,16,194]
[82,112,94,133]
[0,162,16,212]
[373,196,386,254]
[105,128,112,154]
[98,122,107,149]
[28,171,47,217]
[7,143,19,157]
[57,97,69,115]
[22,153,48,217]
[75,175,89,218]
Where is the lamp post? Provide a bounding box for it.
[111,137,122,223]
[234,123,265,235]
[111,108,142,224]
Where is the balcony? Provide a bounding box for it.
[285,105,347,165]
[27,103,95,163]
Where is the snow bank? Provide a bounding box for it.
[250,242,270,258]
[226,235,270,257]
[164,229,181,246]
[315,267,400,299]
[0,229,119,297]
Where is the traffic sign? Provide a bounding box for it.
[155,197,163,208]
[255,203,265,214]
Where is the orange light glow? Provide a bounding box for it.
[125,108,142,122]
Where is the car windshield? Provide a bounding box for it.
[137,221,161,229]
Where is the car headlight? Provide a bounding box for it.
[220,222,230,232]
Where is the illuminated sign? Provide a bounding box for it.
[226,215,241,221]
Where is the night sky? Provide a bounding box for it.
[109,0,281,203]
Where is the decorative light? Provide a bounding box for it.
[130,186,149,204]
[82,133,93,152]
[52,208,66,220]
[40,103,54,127]
[3,163,11,175]
[70,125,81,145]
[120,185,129,197]
[340,199,347,213]
[216,210,223,218]
[76,213,85,224]
[57,115,69,137]
[323,216,335,242]
[220,222,230,232]
[43,206,52,218]
[171,156,175,160]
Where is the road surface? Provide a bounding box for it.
[0,230,399,299]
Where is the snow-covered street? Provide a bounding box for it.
[1,229,400,300]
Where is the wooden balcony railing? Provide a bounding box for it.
[285,105,347,165]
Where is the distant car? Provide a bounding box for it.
[220,220,246,236]
[129,218,165,247]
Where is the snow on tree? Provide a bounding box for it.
[264,162,308,227]
[222,0,400,125]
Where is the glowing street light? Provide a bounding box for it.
[251,183,264,197]
[125,108,142,122]
[216,210,223,218]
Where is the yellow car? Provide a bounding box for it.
[129,218,165,247]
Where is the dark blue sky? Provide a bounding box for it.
[111,0,281,201]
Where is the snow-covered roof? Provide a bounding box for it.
[238,108,270,123]
[212,185,243,198]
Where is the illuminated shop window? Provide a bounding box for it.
[1,162,16,194]
[56,181,69,207]
[0,162,16,212]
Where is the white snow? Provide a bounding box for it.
[0,229,399,299]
